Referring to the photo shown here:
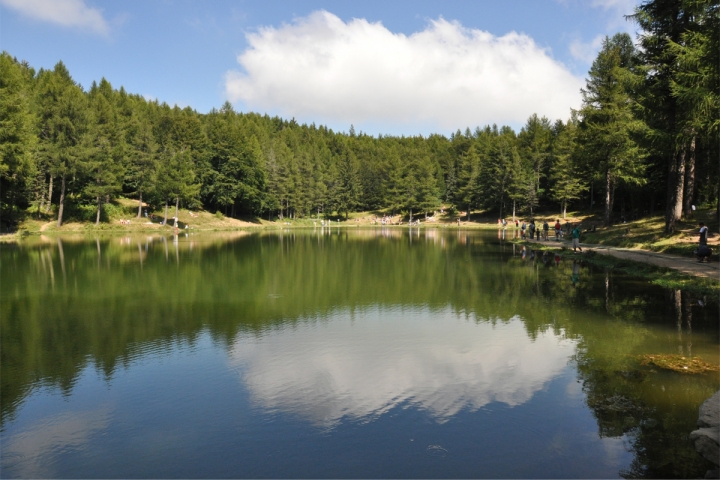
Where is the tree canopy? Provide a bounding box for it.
[0,0,717,230]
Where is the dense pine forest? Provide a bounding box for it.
[1,0,717,232]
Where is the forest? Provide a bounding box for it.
[0,0,717,233]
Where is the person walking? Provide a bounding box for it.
[543,220,549,241]
[521,221,526,239]
[571,224,583,253]
[699,222,708,246]
[554,219,561,241]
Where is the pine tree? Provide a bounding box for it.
[518,114,553,210]
[480,129,519,219]
[331,143,362,220]
[0,53,37,227]
[124,116,157,218]
[577,33,646,226]
[36,61,88,227]
[155,149,200,226]
[630,0,694,232]
[549,119,587,219]
[85,80,126,225]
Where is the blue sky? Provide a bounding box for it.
[0,0,640,135]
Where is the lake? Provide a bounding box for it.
[1,228,718,478]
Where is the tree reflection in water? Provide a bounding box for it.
[1,230,718,477]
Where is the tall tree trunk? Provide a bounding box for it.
[137,191,143,218]
[95,196,102,226]
[174,197,179,227]
[562,201,567,220]
[467,203,470,221]
[665,145,686,233]
[163,200,168,225]
[683,136,696,218]
[512,200,516,222]
[56,173,66,228]
[46,175,53,213]
[8,185,16,227]
[604,170,612,226]
[38,175,46,215]
[590,182,593,210]
[37,188,43,219]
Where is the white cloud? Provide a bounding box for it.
[0,0,110,36]
[225,11,584,134]
[569,34,605,63]
[230,307,576,427]
[590,0,637,12]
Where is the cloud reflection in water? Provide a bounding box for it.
[230,306,576,427]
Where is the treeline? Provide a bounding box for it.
[1,0,717,231]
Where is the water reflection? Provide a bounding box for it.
[231,307,576,426]
[2,230,718,478]
[2,407,111,478]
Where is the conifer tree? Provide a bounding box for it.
[85,80,126,225]
[550,119,587,219]
[36,61,88,227]
[0,53,37,227]
[577,33,646,226]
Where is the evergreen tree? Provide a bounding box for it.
[667,0,720,221]
[577,33,646,226]
[124,115,157,218]
[35,61,88,227]
[517,114,553,211]
[155,149,200,226]
[480,128,519,219]
[0,53,37,228]
[85,80,126,225]
[630,0,694,232]
[549,118,587,219]
[330,142,362,220]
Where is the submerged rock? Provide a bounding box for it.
[690,390,720,478]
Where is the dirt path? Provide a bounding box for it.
[526,238,719,280]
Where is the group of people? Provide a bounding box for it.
[372,215,396,225]
[500,217,584,254]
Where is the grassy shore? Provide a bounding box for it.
[4,200,718,257]
[516,240,719,297]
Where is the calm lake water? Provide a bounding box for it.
[1,228,718,478]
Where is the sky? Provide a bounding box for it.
[0,0,641,136]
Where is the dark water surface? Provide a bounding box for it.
[1,229,718,478]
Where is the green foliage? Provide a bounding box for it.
[2,6,718,231]
[577,33,646,225]
[0,53,37,226]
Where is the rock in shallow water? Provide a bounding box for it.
[691,390,720,474]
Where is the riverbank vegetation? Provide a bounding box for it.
[1,1,718,236]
